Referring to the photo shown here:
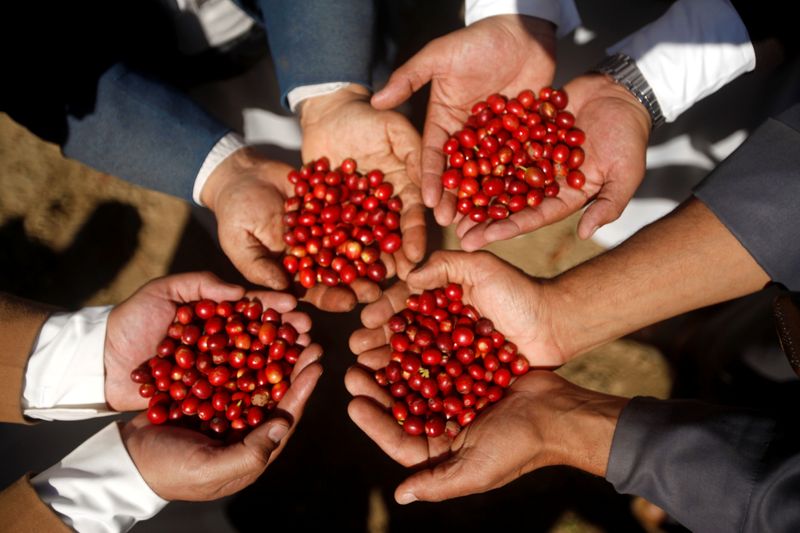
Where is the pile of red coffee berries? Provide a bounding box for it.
[373,284,530,438]
[130,298,302,435]
[281,157,403,289]
[442,87,586,222]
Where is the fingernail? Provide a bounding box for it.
[397,492,417,505]
[588,225,599,238]
[268,423,289,443]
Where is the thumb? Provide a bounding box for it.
[223,235,289,290]
[242,417,291,464]
[577,180,635,240]
[372,44,438,110]
[394,457,468,504]
[406,250,474,291]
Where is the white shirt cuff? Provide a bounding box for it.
[608,0,755,122]
[464,0,581,38]
[192,132,247,206]
[32,422,168,533]
[23,307,117,421]
[286,82,353,113]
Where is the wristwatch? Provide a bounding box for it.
[592,53,665,129]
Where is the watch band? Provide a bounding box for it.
[592,53,665,129]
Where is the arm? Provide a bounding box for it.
[0,294,51,423]
[608,397,800,532]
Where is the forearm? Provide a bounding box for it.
[258,0,375,107]
[0,294,52,423]
[62,63,230,201]
[607,397,800,532]
[550,197,769,356]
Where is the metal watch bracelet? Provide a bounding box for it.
[592,53,665,129]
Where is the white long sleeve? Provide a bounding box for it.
[607,0,755,122]
[22,307,115,421]
[464,0,581,38]
[22,309,168,532]
[192,132,247,206]
[31,423,168,533]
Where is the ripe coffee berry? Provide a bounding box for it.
[130,298,307,436]
[281,157,403,291]
[373,283,531,438]
[442,87,587,222]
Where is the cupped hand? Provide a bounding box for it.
[350,250,568,368]
[372,15,556,228]
[121,343,323,501]
[457,73,652,249]
[203,147,383,311]
[301,85,426,280]
[104,272,310,411]
[346,368,626,504]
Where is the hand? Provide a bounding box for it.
[202,148,378,311]
[346,368,627,504]
[121,343,323,501]
[300,85,426,280]
[350,250,568,369]
[104,272,312,411]
[372,15,556,229]
[457,74,652,249]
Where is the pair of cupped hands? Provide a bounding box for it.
[111,14,644,504]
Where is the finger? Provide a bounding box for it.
[360,282,411,329]
[399,200,427,265]
[577,180,635,240]
[224,234,290,291]
[244,290,297,313]
[420,118,450,210]
[405,250,483,291]
[432,191,457,227]
[302,284,357,312]
[145,271,245,304]
[455,216,484,241]
[395,457,469,504]
[371,44,438,110]
[381,252,398,280]
[347,396,430,467]
[344,365,392,406]
[349,327,390,355]
[296,333,312,347]
[355,345,393,370]
[275,361,323,423]
[290,342,323,380]
[350,278,383,304]
[279,311,312,334]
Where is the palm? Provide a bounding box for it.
[302,100,427,276]
[416,17,556,226]
[562,75,650,238]
[105,288,182,411]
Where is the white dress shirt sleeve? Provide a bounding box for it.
[31,422,168,533]
[464,0,581,38]
[287,82,354,113]
[22,307,116,421]
[607,0,756,122]
[192,132,247,206]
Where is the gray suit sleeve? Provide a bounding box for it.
[693,103,800,291]
[606,397,800,532]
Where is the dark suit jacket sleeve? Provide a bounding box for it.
[59,63,230,202]
[606,397,800,532]
[0,294,51,424]
[256,0,375,108]
[693,103,800,291]
[0,476,71,533]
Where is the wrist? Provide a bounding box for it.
[591,54,662,129]
[553,389,628,476]
[200,147,270,211]
[480,14,556,50]
[299,84,371,129]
